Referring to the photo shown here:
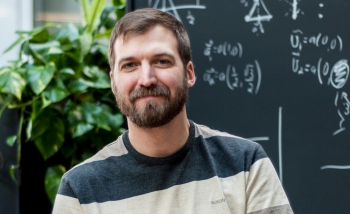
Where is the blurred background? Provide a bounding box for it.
[0,0,126,213]
[1,0,84,66]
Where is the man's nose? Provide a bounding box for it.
[138,63,157,87]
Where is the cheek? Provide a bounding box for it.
[114,75,136,94]
[158,71,182,86]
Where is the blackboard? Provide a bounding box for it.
[0,108,19,214]
[128,1,350,213]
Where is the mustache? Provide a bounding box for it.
[129,85,170,102]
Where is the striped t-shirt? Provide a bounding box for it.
[53,121,293,214]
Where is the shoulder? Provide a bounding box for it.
[192,121,267,165]
[63,135,128,180]
[193,122,261,150]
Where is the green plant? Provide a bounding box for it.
[0,0,126,203]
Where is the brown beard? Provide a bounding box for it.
[112,76,188,128]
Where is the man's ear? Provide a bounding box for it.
[110,71,116,95]
[186,61,196,88]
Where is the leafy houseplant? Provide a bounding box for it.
[0,0,126,203]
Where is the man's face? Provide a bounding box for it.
[110,25,195,128]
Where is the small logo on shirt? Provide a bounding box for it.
[211,198,226,205]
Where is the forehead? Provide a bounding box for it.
[114,25,179,59]
[121,24,177,43]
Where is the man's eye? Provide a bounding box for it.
[122,63,136,69]
[157,59,170,65]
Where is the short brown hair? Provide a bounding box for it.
[108,8,192,71]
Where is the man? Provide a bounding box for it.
[53,8,293,214]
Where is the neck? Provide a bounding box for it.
[127,108,190,157]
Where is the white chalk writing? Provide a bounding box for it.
[203,61,261,95]
[204,40,243,62]
[291,29,349,136]
[149,0,206,23]
[244,0,273,34]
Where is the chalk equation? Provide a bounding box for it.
[148,0,206,24]
[292,58,349,89]
[203,61,261,94]
[291,30,343,53]
[290,30,347,89]
[203,40,243,62]
[243,0,273,34]
[290,29,350,137]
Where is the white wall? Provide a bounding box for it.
[0,0,33,67]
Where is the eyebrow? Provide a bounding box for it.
[117,52,176,68]
[153,52,176,62]
[117,56,136,69]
